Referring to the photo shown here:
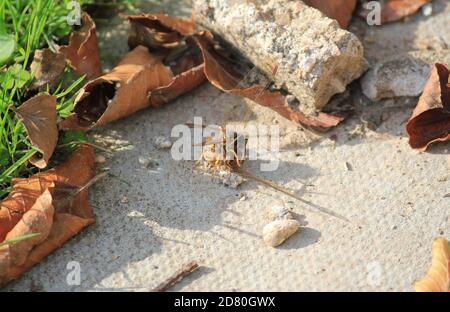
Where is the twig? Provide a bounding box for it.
[236,168,349,222]
[151,261,199,292]
[51,172,109,212]
[58,142,114,154]
[73,172,108,195]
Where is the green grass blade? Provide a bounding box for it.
[0,233,41,247]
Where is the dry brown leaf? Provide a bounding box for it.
[127,13,207,108]
[0,213,93,286]
[128,13,196,50]
[0,144,95,242]
[2,190,54,266]
[149,47,206,107]
[15,94,58,168]
[406,63,450,151]
[381,0,430,23]
[0,145,95,286]
[60,13,102,80]
[30,49,66,90]
[59,45,174,130]
[359,0,430,24]
[192,32,343,130]
[414,238,450,292]
[304,0,357,28]
[149,63,206,107]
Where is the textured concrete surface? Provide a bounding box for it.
[3,0,450,292]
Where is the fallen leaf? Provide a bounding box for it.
[381,0,430,23]
[0,145,96,286]
[127,13,207,108]
[406,63,450,151]
[0,144,95,242]
[414,237,450,292]
[304,0,357,28]
[192,32,343,130]
[0,213,93,286]
[61,16,207,130]
[15,94,58,168]
[0,233,41,248]
[128,13,196,50]
[2,190,54,266]
[30,49,67,90]
[149,63,206,107]
[360,0,431,24]
[60,13,102,80]
[59,45,174,130]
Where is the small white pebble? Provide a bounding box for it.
[421,3,433,16]
[263,219,300,247]
[120,196,129,204]
[218,169,244,188]
[138,156,159,169]
[95,155,106,164]
[154,136,172,149]
[138,156,150,166]
[267,205,292,221]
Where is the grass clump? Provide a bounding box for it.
[0,0,92,198]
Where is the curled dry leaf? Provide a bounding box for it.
[192,32,343,130]
[15,94,58,169]
[360,0,430,24]
[30,49,66,90]
[60,13,102,80]
[381,0,430,23]
[303,0,357,28]
[414,238,450,292]
[0,144,95,285]
[61,13,207,131]
[0,144,95,241]
[0,145,95,285]
[0,213,93,286]
[30,13,101,89]
[128,13,196,50]
[128,13,206,108]
[406,63,450,151]
[60,45,174,130]
[2,190,54,266]
[149,62,206,107]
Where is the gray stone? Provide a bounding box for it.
[193,0,367,115]
[154,136,172,149]
[266,205,293,221]
[361,49,450,101]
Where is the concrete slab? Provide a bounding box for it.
[4,0,449,292]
